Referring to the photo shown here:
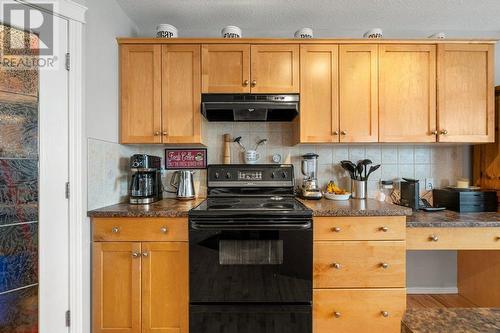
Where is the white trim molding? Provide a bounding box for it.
[407,287,459,294]
[68,18,86,333]
[15,0,87,23]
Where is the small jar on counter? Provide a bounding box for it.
[376,180,394,203]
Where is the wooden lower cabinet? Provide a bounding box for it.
[313,216,407,333]
[313,289,406,333]
[93,242,142,333]
[92,241,188,333]
[142,242,188,333]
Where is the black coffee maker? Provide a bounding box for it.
[400,178,420,211]
[129,154,163,204]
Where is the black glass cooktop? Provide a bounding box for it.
[190,196,310,213]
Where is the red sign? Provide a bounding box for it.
[165,148,207,169]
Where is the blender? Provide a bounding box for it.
[300,153,323,199]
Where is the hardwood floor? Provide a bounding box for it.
[407,294,477,309]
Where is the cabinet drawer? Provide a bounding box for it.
[407,227,500,250]
[92,217,188,242]
[314,288,406,333]
[313,241,405,288]
[314,217,405,241]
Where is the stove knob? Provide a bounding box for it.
[271,172,276,179]
[282,171,287,178]
[214,172,220,179]
[226,172,231,179]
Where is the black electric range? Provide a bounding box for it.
[189,164,313,333]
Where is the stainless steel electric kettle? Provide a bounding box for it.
[170,170,196,200]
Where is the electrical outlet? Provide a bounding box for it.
[425,178,434,191]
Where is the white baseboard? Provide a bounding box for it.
[407,287,458,294]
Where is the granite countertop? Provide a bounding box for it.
[402,308,500,333]
[87,198,205,218]
[407,210,500,228]
[88,197,500,227]
[299,198,413,217]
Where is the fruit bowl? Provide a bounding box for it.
[323,192,351,201]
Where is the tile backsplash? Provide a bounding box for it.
[88,123,469,208]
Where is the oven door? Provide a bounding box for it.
[189,219,312,303]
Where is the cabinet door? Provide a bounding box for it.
[437,44,494,143]
[202,44,250,93]
[121,45,162,143]
[142,242,188,333]
[162,45,202,144]
[339,45,378,142]
[93,242,141,333]
[299,45,339,143]
[251,45,299,93]
[379,45,437,142]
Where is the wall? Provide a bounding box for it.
[89,122,466,200]
[82,1,138,333]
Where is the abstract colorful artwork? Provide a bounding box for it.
[0,23,39,331]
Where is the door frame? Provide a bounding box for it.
[14,1,87,333]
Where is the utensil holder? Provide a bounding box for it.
[351,180,367,199]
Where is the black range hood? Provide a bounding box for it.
[201,94,299,122]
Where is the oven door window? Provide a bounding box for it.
[219,240,283,265]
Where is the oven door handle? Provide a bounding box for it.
[191,221,312,230]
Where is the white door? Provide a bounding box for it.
[38,14,70,333]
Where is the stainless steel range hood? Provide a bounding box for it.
[201,94,299,122]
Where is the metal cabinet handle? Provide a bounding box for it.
[154,131,161,136]
[381,263,389,269]
[331,227,341,233]
[111,226,120,233]
[333,130,339,135]
[243,80,249,86]
[331,263,342,269]
[162,131,168,136]
[340,130,347,136]
[440,129,448,135]
[381,311,389,317]
[429,235,439,242]
[333,312,341,318]
[160,226,168,234]
[380,226,389,232]
[251,80,257,87]
[142,252,149,257]
[431,130,438,135]
[131,252,140,258]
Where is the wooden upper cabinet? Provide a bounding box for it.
[379,45,437,142]
[300,45,339,143]
[120,45,162,144]
[339,45,378,142]
[142,242,188,333]
[437,44,495,143]
[250,45,300,93]
[162,45,202,143]
[201,44,250,93]
[93,242,141,333]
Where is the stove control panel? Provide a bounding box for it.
[207,164,294,187]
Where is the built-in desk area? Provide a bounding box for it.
[406,210,500,307]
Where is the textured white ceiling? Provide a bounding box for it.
[115,0,500,38]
